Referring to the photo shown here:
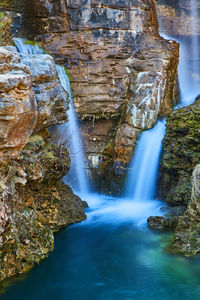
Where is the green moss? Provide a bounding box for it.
[0,12,5,19]
[159,97,200,205]
[65,68,72,83]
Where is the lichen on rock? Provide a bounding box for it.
[169,164,200,256]
[159,97,200,206]
[0,132,87,281]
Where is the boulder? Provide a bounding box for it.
[0,46,37,159]
[20,53,68,131]
[147,216,178,231]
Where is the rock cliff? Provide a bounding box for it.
[159,97,200,206]
[24,0,179,191]
[156,0,200,36]
[158,97,200,255]
[0,46,87,281]
[170,164,200,255]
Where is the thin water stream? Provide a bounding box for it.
[2,2,200,298]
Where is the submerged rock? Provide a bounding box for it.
[148,216,178,231]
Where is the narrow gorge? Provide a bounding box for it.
[0,0,200,299]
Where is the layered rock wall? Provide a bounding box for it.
[24,0,179,186]
[159,97,200,206]
[156,0,200,36]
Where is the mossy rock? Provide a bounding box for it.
[159,97,200,205]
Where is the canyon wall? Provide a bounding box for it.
[24,0,179,192]
[0,46,87,281]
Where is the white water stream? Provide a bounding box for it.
[14,0,200,227]
[55,66,89,194]
[13,38,89,195]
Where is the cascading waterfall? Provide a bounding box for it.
[124,0,200,206]
[160,0,200,106]
[13,38,89,195]
[5,5,200,300]
[55,66,89,194]
[125,120,166,201]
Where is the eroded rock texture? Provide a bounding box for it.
[159,97,200,206]
[0,46,68,159]
[25,0,179,183]
[0,134,87,281]
[0,46,87,281]
[0,46,37,159]
[170,164,200,256]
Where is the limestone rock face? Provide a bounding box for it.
[25,0,179,173]
[20,53,68,132]
[0,46,37,159]
[0,45,69,159]
[159,97,200,206]
[170,164,200,256]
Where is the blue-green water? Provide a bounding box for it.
[1,195,200,300]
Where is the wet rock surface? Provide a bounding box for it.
[148,206,186,232]
[170,164,200,256]
[148,216,178,231]
[24,0,179,179]
[0,133,87,281]
[20,53,68,132]
[0,44,87,281]
[0,45,68,159]
[159,97,200,206]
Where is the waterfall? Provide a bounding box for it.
[13,38,89,195]
[191,0,199,70]
[125,120,166,201]
[13,38,44,54]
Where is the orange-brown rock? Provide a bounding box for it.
[0,47,37,159]
[114,124,141,163]
[25,0,179,170]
